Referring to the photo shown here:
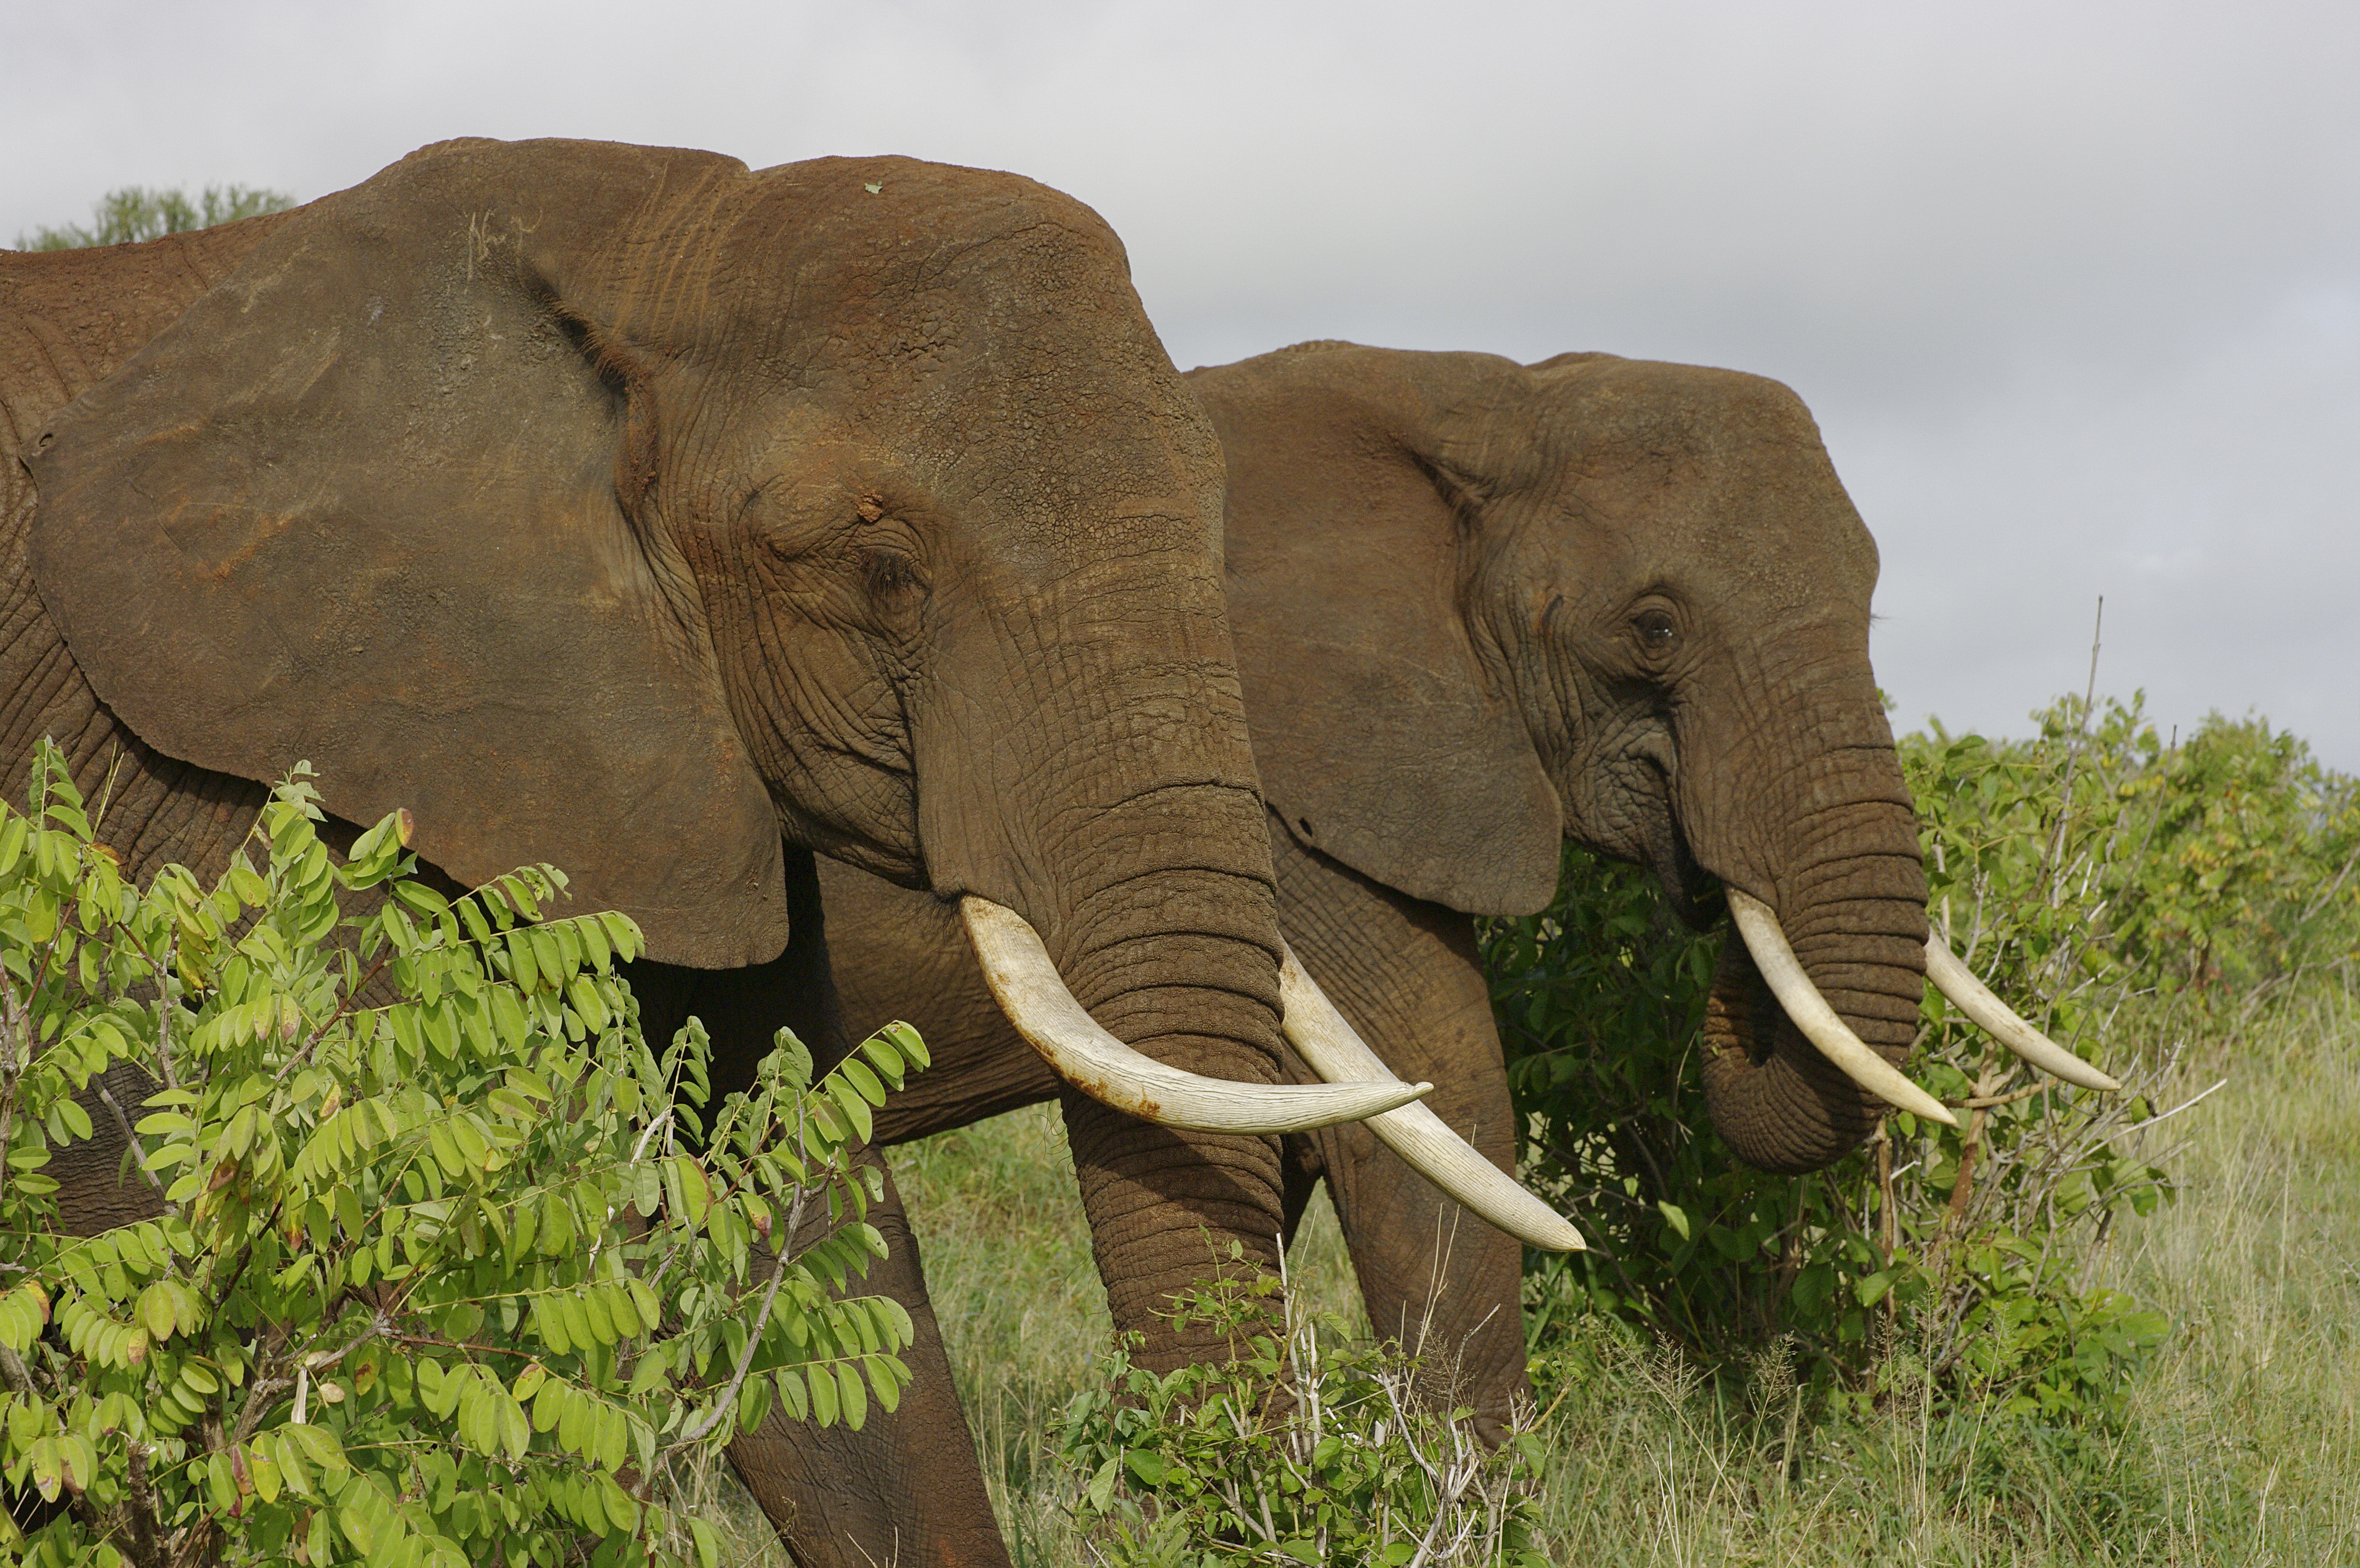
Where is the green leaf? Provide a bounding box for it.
[568,973,611,1034]
[839,1056,887,1107]
[838,1359,867,1430]
[506,930,540,993]
[136,1283,177,1340]
[772,1027,813,1091]
[1085,1453,1120,1513]
[666,1155,712,1230]
[877,1019,929,1070]
[828,1074,875,1143]
[773,1366,809,1423]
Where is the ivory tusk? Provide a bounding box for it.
[959,896,1433,1135]
[1924,939,2122,1092]
[1725,890,1959,1128]
[1277,945,1586,1252]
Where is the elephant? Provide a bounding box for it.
[768,339,2119,1557]
[0,143,1474,1566]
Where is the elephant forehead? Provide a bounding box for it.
[718,158,1138,353]
[700,165,1216,498]
[1532,399,1879,607]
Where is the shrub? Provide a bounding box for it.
[1055,1257,1547,1567]
[0,744,926,1568]
[1489,693,2354,1420]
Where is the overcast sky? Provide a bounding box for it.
[10,1,2356,768]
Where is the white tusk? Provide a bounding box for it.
[1725,890,1959,1128]
[959,896,1433,1135]
[1924,939,2122,1092]
[1277,945,1585,1252]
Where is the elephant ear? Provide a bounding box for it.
[27,138,790,968]
[1195,344,1562,917]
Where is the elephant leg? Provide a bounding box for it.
[729,1144,1011,1568]
[1266,815,1532,1443]
[630,848,1009,1564]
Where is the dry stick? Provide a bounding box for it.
[1937,1060,2007,1255]
[94,1076,175,1210]
[2044,596,2106,915]
[0,1341,33,1396]
[1876,1124,1899,1345]
[674,1107,815,1447]
[123,1441,163,1568]
[148,936,182,1095]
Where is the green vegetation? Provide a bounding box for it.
[1491,694,2355,1423]
[0,744,926,1568]
[846,695,2358,1563]
[1055,1265,1547,1566]
[14,185,294,252]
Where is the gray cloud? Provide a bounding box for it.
[9,0,2355,763]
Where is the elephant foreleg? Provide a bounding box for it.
[728,1144,1011,1568]
[629,848,1012,1562]
[1267,815,1532,1444]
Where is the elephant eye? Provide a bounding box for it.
[1634,608,1678,652]
[860,545,924,605]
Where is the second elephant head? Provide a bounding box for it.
[1214,341,1996,1170]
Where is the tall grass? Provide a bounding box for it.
[845,978,2356,1563]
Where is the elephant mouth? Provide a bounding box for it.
[1704,935,1780,1070]
[1646,812,1724,932]
[1697,889,1961,1171]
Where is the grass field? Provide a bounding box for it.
[714,980,2358,1563]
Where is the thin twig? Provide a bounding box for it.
[2042,596,2106,916]
[674,1234,794,1445]
[2115,1076,2230,1137]
[673,1104,817,1447]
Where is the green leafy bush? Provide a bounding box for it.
[1055,1260,1547,1567]
[14,185,296,252]
[1930,696,2360,1001]
[1491,695,2352,1420]
[0,744,926,1568]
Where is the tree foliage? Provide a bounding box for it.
[1489,696,2354,1420]
[14,186,294,252]
[0,744,927,1567]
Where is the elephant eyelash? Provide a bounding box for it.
[859,546,924,602]
[1632,608,1681,662]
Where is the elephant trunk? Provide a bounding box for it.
[1689,683,1930,1174]
[1044,785,1299,1359]
[914,558,1301,1360]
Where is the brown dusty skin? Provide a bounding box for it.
[2,138,1315,1568]
[784,342,1942,1553]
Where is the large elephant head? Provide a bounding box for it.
[1199,341,1962,1172]
[22,140,1416,1141]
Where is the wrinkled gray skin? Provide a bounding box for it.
[774,341,1932,1552]
[2,141,1320,1567]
